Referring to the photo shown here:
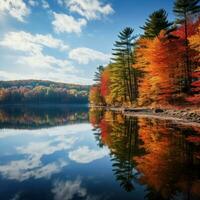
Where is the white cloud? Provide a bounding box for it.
[18,53,74,71]
[67,0,114,20]
[57,0,64,6]
[28,0,49,9]
[0,31,75,73]
[0,31,69,54]
[34,34,69,51]
[52,179,87,200]
[69,47,110,64]
[0,0,30,22]
[41,0,50,9]
[52,12,87,34]
[0,30,97,85]
[69,146,108,164]
[28,0,39,7]
[0,69,93,85]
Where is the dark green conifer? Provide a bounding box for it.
[93,65,104,85]
[141,9,172,38]
[111,27,138,103]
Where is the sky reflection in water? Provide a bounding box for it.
[0,106,199,200]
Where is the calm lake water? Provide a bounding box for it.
[0,105,199,200]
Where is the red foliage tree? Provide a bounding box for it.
[100,69,110,98]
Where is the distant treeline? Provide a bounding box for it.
[0,80,90,104]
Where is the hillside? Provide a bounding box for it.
[0,80,90,104]
[0,80,90,90]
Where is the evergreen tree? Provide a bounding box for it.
[111,27,138,104]
[173,0,200,91]
[141,9,173,38]
[174,0,200,21]
[93,65,104,85]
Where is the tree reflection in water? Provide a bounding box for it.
[0,105,89,129]
[89,108,200,200]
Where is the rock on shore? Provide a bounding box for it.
[122,108,200,124]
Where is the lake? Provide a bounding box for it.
[0,105,199,200]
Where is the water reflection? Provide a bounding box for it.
[0,116,109,200]
[89,108,200,200]
[0,124,90,182]
[0,105,88,129]
[0,106,199,200]
[52,178,87,200]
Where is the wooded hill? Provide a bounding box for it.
[0,80,90,104]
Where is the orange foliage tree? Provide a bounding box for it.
[100,68,112,105]
[89,86,104,105]
[186,21,200,104]
[135,31,185,106]
[147,31,185,104]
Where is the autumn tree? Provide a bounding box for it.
[100,67,112,105]
[134,38,156,106]
[135,30,186,106]
[189,24,200,54]
[89,86,104,105]
[148,32,186,104]
[135,8,177,106]
[173,0,200,90]
[187,22,200,104]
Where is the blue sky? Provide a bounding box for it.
[0,0,175,85]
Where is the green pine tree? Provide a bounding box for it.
[141,9,173,38]
[93,65,104,85]
[111,27,138,104]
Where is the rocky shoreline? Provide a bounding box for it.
[106,107,200,125]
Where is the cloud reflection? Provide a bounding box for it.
[0,124,92,181]
[52,178,102,200]
[52,178,87,200]
[69,146,108,164]
[0,136,74,181]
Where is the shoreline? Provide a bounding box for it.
[103,107,200,126]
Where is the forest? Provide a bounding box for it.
[89,0,200,108]
[0,80,89,104]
